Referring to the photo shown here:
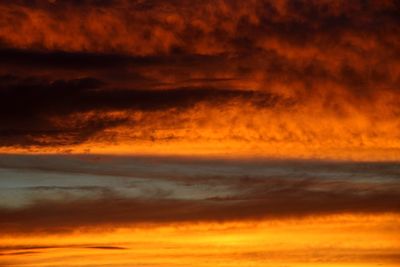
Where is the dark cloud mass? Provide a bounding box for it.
[0,155,399,233]
[0,74,286,146]
[1,189,399,234]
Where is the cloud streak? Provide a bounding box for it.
[1,182,399,234]
[1,155,399,234]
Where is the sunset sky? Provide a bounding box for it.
[0,0,400,266]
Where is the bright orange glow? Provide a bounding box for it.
[1,214,399,267]
[2,97,400,161]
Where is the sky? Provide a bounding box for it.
[0,0,399,266]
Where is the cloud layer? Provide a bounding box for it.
[1,155,399,233]
[0,0,399,159]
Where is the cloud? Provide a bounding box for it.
[0,74,291,147]
[1,0,398,54]
[1,155,399,234]
[0,0,399,159]
[0,244,128,256]
[0,182,398,234]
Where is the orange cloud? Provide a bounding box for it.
[0,0,399,160]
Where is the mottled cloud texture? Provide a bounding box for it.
[0,0,399,159]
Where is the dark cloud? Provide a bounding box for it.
[1,155,398,232]
[0,244,128,255]
[0,48,206,70]
[0,0,120,8]
[1,75,271,116]
[0,75,288,147]
[0,47,397,95]
[0,172,399,233]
